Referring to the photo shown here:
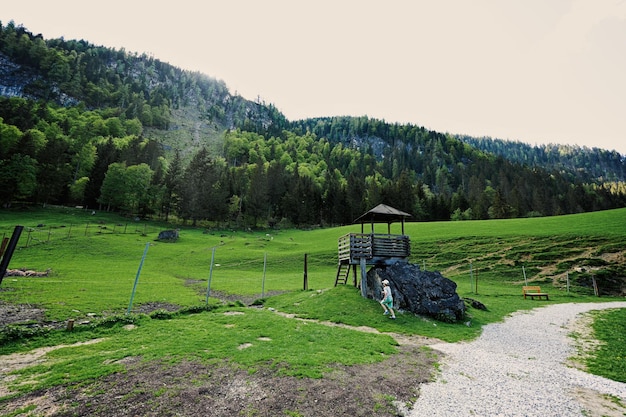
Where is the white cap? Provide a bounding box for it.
[382,280,389,285]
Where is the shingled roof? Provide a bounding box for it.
[353,203,412,224]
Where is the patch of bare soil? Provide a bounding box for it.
[0,343,436,417]
[132,301,182,314]
[566,311,600,372]
[572,387,626,417]
[206,290,288,306]
[0,301,45,327]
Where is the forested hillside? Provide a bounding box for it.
[458,135,626,183]
[1,21,625,227]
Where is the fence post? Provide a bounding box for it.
[360,257,367,297]
[127,242,150,314]
[592,274,599,296]
[205,247,216,305]
[303,253,308,290]
[475,266,478,294]
[0,226,24,286]
[0,237,8,258]
[261,252,267,298]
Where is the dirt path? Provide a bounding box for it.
[409,302,626,417]
[0,339,105,398]
[271,308,442,347]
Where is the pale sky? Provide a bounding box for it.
[3,0,626,155]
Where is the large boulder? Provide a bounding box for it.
[157,229,179,242]
[366,262,465,322]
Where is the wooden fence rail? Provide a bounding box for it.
[338,233,410,264]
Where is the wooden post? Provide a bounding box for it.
[360,257,367,297]
[0,226,24,286]
[475,266,478,295]
[592,274,599,296]
[303,253,308,290]
[66,319,75,331]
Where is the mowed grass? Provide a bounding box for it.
[0,205,625,396]
[585,307,626,383]
[3,306,399,395]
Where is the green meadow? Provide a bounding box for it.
[1,206,625,398]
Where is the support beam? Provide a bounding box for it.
[360,257,367,297]
[0,225,23,286]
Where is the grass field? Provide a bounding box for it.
[1,205,625,399]
[2,206,624,317]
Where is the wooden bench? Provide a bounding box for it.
[523,286,549,300]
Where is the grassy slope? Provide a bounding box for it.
[0,206,625,394]
[1,206,625,323]
[1,206,625,315]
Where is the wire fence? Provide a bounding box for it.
[1,221,163,249]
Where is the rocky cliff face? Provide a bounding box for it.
[0,52,36,98]
[366,262,466,323]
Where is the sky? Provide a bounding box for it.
[3,0,626,155]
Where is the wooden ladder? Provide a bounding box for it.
[334,262,351,286]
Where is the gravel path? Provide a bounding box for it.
[409,301,626,417]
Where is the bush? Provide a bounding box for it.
[93,313,143,328]
[149,309,175,320]
[0,324,50,344]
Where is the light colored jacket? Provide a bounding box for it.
[382,285,392,302]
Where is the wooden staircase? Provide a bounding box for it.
[334,261,352,286]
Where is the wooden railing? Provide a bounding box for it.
[338,233,410,263]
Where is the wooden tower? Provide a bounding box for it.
[335,204,411,297]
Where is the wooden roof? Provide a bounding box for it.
[353,203,412,224]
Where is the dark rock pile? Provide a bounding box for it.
[157,229,179,242]
[365,262,466,322]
